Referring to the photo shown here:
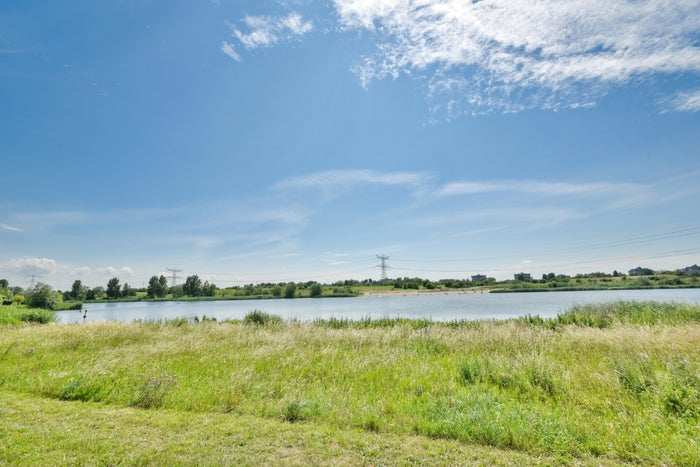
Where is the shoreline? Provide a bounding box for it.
[361,288,491,297]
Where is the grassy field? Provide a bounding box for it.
[1,301,698,465]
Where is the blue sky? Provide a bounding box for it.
[1,0,699,290]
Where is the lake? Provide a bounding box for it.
[58,288,700,324]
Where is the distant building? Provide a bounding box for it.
[471,274,487,282]
[629,267,655,276]
[684,264,700,273]
[514,272,532,281]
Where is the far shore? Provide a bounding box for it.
[362,288,491,297]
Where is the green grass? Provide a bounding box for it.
[0,301,698,465]
[0,305,56,324]
[0,389,580,466]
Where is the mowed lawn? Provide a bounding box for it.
[0,302,698,466]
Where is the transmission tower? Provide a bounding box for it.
[166,268,183,287]
[26,274,42,289]
[376,255,390,281]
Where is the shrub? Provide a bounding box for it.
[18,308,56,324]
[243,310,283,326]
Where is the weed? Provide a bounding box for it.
[59,378,83,400]
[281,400,315,422]
[59,377,105,402]
[130,371,178,409]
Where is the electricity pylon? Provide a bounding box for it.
[376,255,390,281]
[166,268,183,287]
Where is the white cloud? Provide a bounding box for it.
[0,257,57,275]
[0,254,142,289]
[96,266,134,277]
[275,169,430,190]
[0,223,22,232]
[220,41,241,62]
[228,12,313,51]
[671,89,700,112]
[333,0,700,113]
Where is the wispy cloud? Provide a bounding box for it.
[275,169,431,191]
[333,0,700,114]
[435,179,655,211]
[220,41,241,62]
[226,12,313,55]
[437,180,644,197]
[0,223,22,233]
[671,89,700,112]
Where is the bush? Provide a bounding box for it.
[25,283,57,310]
[18,308,56,324]
[243,310,283,326]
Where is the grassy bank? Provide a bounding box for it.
[1,302,698,465]
[0,305,56,324]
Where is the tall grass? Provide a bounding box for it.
[0,301,698,464]
[520,300,700,328]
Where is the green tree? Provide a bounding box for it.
[284,283,297,299]
[271,286,282,298]
[170,284,184,299]
[0,279,9,303]
[202,281,217,297]
[183,275,203,297]
[121,282,135,298]
[106,277,121,299]
[147,275,168,298]
[309,283,323,297]
[70,280,87,301]
[26,282,58,310]
[87,286,106,300]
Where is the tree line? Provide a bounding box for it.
[63,275,218,301]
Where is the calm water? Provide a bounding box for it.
[58,288,700,324]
